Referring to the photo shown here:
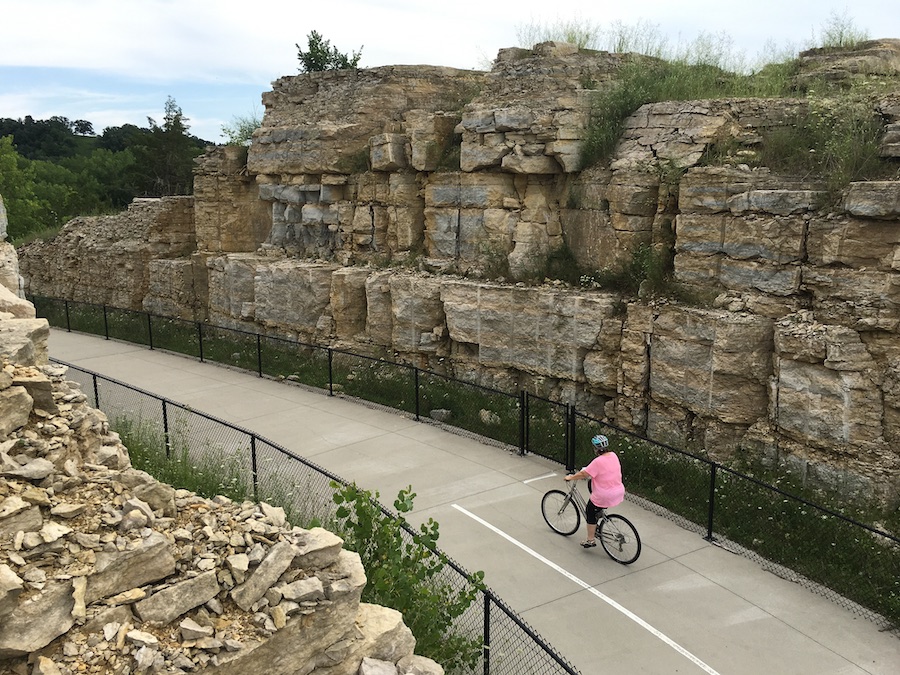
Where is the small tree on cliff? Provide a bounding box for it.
[296,30,362,72]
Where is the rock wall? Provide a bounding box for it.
[19,197,196,313]
[16,41,900,502]
[2,205,441,675]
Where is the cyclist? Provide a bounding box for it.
[565,434,625,548]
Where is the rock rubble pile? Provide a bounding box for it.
[0,361,441,674]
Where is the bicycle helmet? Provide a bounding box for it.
[591,434,609,451]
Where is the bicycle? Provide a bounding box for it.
[541,478,642,564]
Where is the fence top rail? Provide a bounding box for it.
[526,391,569,407]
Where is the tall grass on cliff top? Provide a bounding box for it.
[550,10,894,186]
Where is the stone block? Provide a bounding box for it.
[425,173,516,209]
[459,140,510,172]
[501,153,561,174]
[365,270,394,346]
[388,206,425,251]
[390,276,445,352]
[424,208,459,258]
[807,216,900,269]
[331,268,370,339]
[369,133,409,171]
[254,260,339,333]
[842,181,900,218]
[719,259,801,296]
[776,359,883,448]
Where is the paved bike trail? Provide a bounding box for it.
[47,329,899,675]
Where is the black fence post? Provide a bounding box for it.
[706,463,718,541]
[64,300,71,332]
[414,367,420,421]
[327,348,334,396]
[147,314,154,350]
[197,322,204,362]
[524,392,531,456]
[92,373,99,409]
[102,306,109,340]
[256,334,263,377]
[518,390,526,456]
[567,405,577,471]
[162,400,171,459]
[250,435,259,503]
[483,593,491,675]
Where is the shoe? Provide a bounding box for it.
[580,539,596,548]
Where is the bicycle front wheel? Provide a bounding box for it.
[541,490,581,536]
[599,514,641,564]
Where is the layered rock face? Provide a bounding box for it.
[17,41,900,501]
[19,198,196,313]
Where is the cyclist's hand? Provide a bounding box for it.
[565,473,576,481]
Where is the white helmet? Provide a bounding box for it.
[591,434,609,452]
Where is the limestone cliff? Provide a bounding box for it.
[17,40,900,502]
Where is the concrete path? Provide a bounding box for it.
[47,328,900,675]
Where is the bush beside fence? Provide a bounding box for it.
[35,296,900,630]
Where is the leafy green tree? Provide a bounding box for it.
[0,136,46,241]
[130,97,207,195]
[64,148,137,209]
[73,119,95,136]
[221,110,262,146]
[297,30,362,72]
[98,123,146,152]
[332,482,484,672]
[0,116,76,161]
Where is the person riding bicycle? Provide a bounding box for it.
[565,434,625,548]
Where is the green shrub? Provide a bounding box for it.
[583,243,672,296]
[332,482,484,673]
[760,90,896,198]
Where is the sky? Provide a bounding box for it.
[2,0,899,144]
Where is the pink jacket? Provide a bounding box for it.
[583,452,625,508]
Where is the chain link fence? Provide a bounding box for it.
[37,296,900,632]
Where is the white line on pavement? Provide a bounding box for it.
[452,503,721,675]
[523,472,558,484]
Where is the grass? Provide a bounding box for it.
[11,225,63,248]
[580,57,797,168]
[758,87,898,198]
[573,12,890,202]
[115,415,254,504]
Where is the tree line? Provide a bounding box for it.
[0,97,210,244]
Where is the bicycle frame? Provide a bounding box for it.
[565,480,615,529]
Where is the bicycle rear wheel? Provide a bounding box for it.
[599,514,641,564]
[541,490,580,536]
